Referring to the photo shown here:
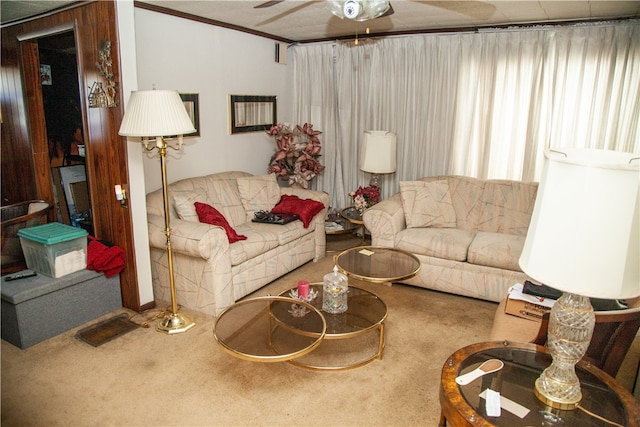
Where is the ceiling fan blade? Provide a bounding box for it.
[380,2,394,18]
[256,1,316,26]
[254,0,285,9]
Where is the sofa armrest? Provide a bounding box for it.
[363,193,406,247]
[147,214,230,260]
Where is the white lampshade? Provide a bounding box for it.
[519,148,640,299]
[119,90,195,137]
[360,130,397,174]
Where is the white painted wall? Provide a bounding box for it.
[133,8,291,193]
[115,6,291,306]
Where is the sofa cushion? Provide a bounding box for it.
[476,180,538,236]
[400,180,456,228]
[171,191,201,222]
[237,174,281,221]
[396,228,474,262]
[467,231,525,271]
[194,202,247,244]
[242,220,314,247]
[227,224,280,266]
[271,194,324,228]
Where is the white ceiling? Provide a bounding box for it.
[2,1,639,42]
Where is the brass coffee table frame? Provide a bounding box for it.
[334,246,421,284]
[213,296,327,363]
[274,283,387,371]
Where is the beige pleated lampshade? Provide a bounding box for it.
[119,90,195,137]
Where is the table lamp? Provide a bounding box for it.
[119,89,196,334]
[519,148,639,409]
[360,130,396,187]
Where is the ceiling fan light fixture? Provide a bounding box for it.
[327,0,390,21]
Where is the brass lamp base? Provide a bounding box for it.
[534,378,580,410]
[156,312,195,334]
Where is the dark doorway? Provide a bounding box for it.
[38,31,93,234]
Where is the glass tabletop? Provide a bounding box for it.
[446,343,636,426]
[334,246,421,283]
[276,284,387,336]
[341,207,363,224]
[213,296,326,362]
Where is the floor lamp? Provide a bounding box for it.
[519,148,639,409]
[360,130,396,187]
[119,89,196,334]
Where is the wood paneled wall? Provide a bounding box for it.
[1,1,142,311]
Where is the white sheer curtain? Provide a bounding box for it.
[290,21,640,208]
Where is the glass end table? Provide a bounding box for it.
[439,341,640,426]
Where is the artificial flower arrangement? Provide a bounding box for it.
[350,185,380,214]
[267,122,325,188]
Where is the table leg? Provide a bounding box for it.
[438,412,447,426]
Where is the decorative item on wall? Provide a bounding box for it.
[40,64,52,85]
[267,122,325,188]
[178,94,200,137]
[88,39,116,108]
[229,95,276,134]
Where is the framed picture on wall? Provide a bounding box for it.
[229,95,277,134]
[40,64,52,85]
[180,93,200,137]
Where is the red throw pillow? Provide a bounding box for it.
[271,195,324,228]
[194,202,247,243]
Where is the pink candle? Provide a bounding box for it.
[297,280,310,298]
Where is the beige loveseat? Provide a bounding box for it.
[146,171,329,316]
[363,175,538,302]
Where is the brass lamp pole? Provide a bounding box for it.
[119,89,196,334]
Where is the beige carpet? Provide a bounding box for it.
[2,249,638,426]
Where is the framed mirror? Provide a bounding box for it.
[229,95,277,134]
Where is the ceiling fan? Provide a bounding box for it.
[255,0,394,22]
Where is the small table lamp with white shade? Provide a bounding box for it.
[119,89,196,334]
[359,130,396,187]
[519,148,639,409]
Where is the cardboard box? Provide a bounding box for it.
[504,283,556,322]
[504,298,551,322]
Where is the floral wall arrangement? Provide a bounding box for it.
[267,123,325,188]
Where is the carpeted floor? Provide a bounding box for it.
[2,249,638,426]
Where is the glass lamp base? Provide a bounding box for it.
[534,377,581,410]
[156,312,195,334]
[534,292,595,410]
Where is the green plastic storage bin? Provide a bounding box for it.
[17,223,88,278]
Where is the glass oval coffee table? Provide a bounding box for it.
[274,284,387,371]
[334,246,421,284]
[213,288,387,371]
[213,296,326,363]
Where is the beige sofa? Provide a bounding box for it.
[363,175,538,302]
[146,171,329,316]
